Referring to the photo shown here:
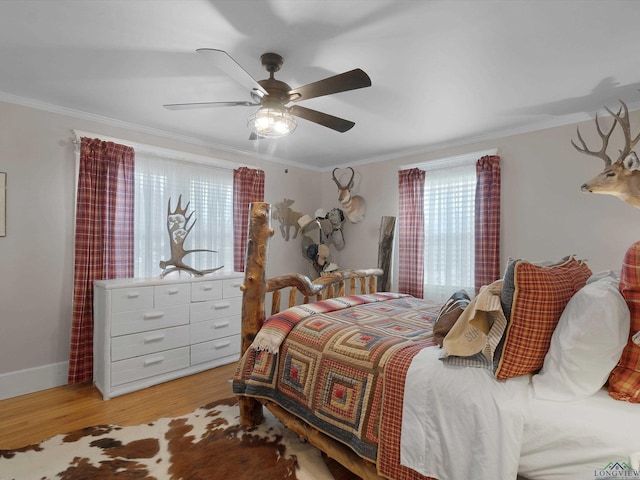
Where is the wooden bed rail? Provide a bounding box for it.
[265,400,386,480]
[266,268,383,315]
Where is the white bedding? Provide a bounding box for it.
[401,346,531,480]
[401,346,640,480]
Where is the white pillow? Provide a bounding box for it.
[532,272,630,401]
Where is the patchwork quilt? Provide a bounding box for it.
[233,293,440,464]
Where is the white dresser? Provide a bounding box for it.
[93,273,244,400]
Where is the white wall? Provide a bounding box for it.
[2,99,639,399]
[262,165,321,279]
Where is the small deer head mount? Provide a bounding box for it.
[331,167,367,223]
[572,100,640,208]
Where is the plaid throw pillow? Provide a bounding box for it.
[609,241,640,403]
[501,256,570,323]
[495,257,592,380]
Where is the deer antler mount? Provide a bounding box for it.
[159,195,223,278]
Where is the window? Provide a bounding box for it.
[423,160,476,302]
[134,153,234,278]
[399,148,499,301]
[72,130,241,281]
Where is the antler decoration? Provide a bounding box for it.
[605,101,640,160]
[159,195,223,278]
[571,108,620,166]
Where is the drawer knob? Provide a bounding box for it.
[143,356,164,366]
[143,334,166,343]
[215,341,231,349]
[213,303,230,310]
[214,321,230,329]
[202,285,213,291]
[143,312,165,320]
[168,289,180,295]
[127,292,141,299]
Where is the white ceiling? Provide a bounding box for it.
[1,0,639,171]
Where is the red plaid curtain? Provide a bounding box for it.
[474,155,501,294]
[68,138,135,384]
[233,167,265,272]
[398,168,425,298]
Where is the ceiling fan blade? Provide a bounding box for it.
[288,69,371,102]
[289,105,355,132]
[196,48,267,97]
[163,101,258,110]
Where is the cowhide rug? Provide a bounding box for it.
[0,397,360,480]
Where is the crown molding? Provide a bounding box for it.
[3,90,640,174]
[0,91,320,171]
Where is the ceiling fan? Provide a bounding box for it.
[163,49,372,138]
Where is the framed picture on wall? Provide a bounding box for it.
[0,172,5,237]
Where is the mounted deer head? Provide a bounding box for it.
[572,100,640,208]
[332,167,367,224]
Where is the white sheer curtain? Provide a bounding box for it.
[423,162,476,302]
[134,154,234,278]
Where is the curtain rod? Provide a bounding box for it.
[72,129,257,171]
[399,148,498,171]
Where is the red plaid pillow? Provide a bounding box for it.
[609,241,640,402]
[495,257,592,380]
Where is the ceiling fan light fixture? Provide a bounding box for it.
[248,107,297,138]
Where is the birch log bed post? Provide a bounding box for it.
[238,202,387,480]
[238,202,271,427]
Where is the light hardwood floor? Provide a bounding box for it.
[0,363,237,450]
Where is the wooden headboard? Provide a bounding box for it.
[239,202,382,357]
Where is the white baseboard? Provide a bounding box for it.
[0,361,68,400]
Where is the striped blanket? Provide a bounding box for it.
[233,293,441,471]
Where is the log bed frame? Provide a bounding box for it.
[238,202,388,480]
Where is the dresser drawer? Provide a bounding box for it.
[111,347,190,386]
[111,286,154,314]
[223,278,243,298]
[190,335,241,365]
[191,281,223,302]
[111,304,190,337]
[111,325,190,361]
[190,316,241,344]
[190,296,242,323]
[154,283,190,307]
